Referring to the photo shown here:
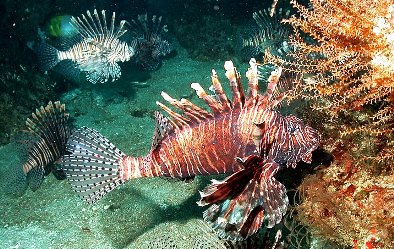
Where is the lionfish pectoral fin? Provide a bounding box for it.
[198,155,288,241]
[54,60,85,83]
[12,101,71,194]
[62,127,126,203]
[6,169,28,197]
[26,167,45,191]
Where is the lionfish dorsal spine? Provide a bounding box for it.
[86,10,101,37]
[70,13,94,39]
[224,61,244,109]
[131,14,167,37]
[154,15,163,33]
[165,92,214,124]
[191,83,224,116]
[70,9,127,41]
[211,69,231,112]
[266,67,282,102]
[156,100,189,130]
[156,58,270,131]
[245,58,259,107]
[179,98,213,121]
[93,9,104,35]
[137,14,149,33]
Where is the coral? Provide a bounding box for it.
[261,1,394,248]
[295,160,394,248]
[264,0,394,167]
[127,218,282,249]
[128,220,231,249]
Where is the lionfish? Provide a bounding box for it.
[240,8,291,61]
[9,101,70,195]
[60,59,320,241]
[129,14,173,71]
[36,9,135,84]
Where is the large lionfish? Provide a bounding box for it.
[36,9,135,84]
[57,59,320,241]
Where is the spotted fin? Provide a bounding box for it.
[198,155,288,241]
[54,60,85,83]
[26,167,45,191]
[62,127,126,203]
[35,42,60,71]
[151,111,173,150]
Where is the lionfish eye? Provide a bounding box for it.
[289,126,297,133]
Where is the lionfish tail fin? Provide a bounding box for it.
[35,43,60,71]
[198,155,288,241]
[62,127,126,203]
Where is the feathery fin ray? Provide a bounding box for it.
[62,127,126,203]
[198,155,288,241]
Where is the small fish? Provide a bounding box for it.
[36,9,135,84]
[129,14,173,71]
[61,59,320,240]
[240,8,291,60]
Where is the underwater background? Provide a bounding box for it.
[0,0,393,248]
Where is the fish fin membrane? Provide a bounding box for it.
[62,127,126,203]
[5,160,28,197]
[26,167,46,191]
[21,101,70,191]
[35,42,60,71]
[54,60,85,83]
[151,111,173,150]
[198,155,288,241]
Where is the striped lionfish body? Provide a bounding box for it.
[12,101,71,194]
[37,9,135,84]
[129,14,173,71]
[62,59,320,241]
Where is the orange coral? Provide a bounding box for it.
[261,0,394,247]
[265,0,394,167]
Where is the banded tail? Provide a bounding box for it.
[62,127,128,203]
[35,43,61,71]
[198,155,288,241]
[62,110,172,203]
